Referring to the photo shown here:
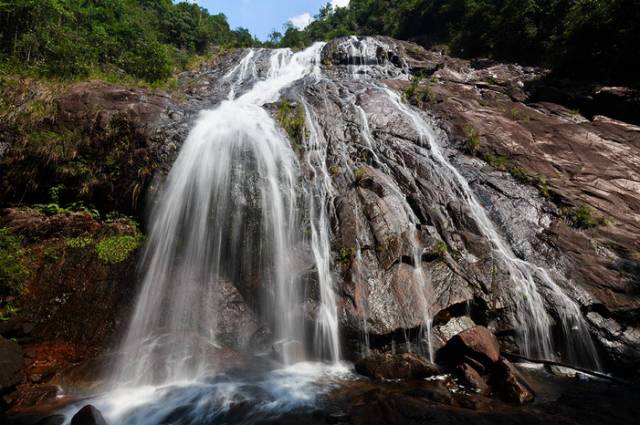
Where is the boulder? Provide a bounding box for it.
[456,362,490,395]
[70,405,107,425]
[355,352,440,380]
[493,359,534,404]
[0,336,24,391]
[438,326,501,369]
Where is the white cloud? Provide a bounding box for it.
[288,0,350,31]
[331,0,350,8]
[289,12,313,30]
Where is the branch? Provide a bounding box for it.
[502,351,632,386]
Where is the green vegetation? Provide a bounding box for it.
[561,205,607,229]
[276,99,307,150]
[336,246,356,264]
[43,245,62,263]
[65,235,94,249]
[96,234,143,264]
[433,241,449,258]
[0,0,259,84]
[510,107,529,122]
[463,126,481,155]
[0,304,19,321]
[279,0,639,87]
[329,164,343,176]
[0,228,28,297]
[32,185,101,219]
[403,77,434,107]
[483,153,510,171]
[353,167,368,182]
[509,166,550,198]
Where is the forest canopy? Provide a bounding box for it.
[0,0,258,83]
[278,0,640,86]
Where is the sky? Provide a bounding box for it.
[193,0,350,40]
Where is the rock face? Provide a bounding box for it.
[355,352,440,380]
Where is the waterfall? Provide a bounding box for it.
[302,102,342,363]
[380,86,601,369]
[113,43,342,387]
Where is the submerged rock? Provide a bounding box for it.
[354,352,440,380]
[70,405,106,425]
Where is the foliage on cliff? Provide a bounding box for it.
[0,227,27,297]
[0,0,258,83]
[277,0,639,87]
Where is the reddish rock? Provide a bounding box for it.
[493,359,534,404]
[439,326,501,369]
[457,362,491,395]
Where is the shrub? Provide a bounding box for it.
[276,99,307,150]
[463,126,481,155]
[353,167,367,182]
[0,228,28,297]
[404,78,434,107]
[336,246,356,265]
[561,205,607,229]
[483,153,510,171]
[434,241,449,258]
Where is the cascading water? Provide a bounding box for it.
[112,42,343,389]
[380,85,600,369]
[58,43,351,425]
[323,36,599,369]
[302,102,341,363]
[57,36,604,425]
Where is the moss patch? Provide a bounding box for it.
[65,235,94,249]
[96,234,143,264]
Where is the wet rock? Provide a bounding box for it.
[0,336,24,392]
[493,359,534,404]
[355,352,440,380]
[404,381,454,404]
[457,362,491,395]
[70,405,106,425]
[438,326,501,369]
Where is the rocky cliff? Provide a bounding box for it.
[1,37,639,411]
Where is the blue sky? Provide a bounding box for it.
[193,1,350,40]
